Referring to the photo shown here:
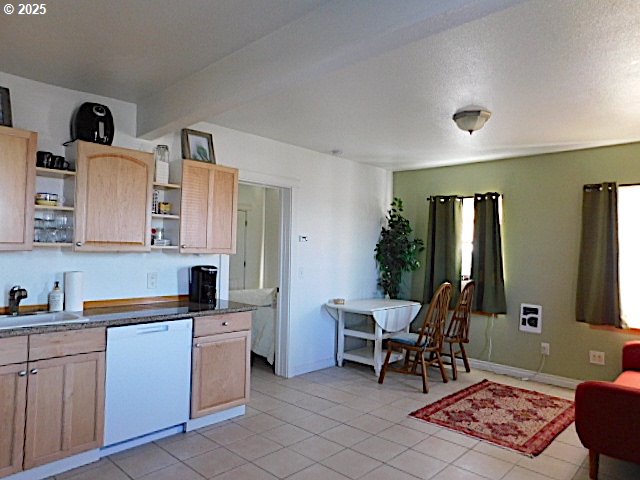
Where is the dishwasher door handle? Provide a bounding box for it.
[136,325,170,334]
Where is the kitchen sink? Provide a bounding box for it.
[0,311,87,330]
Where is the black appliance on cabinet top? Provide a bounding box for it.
[189,265,218,304]
[69,102,114,145]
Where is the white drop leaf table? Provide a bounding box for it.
[325,299,421,376]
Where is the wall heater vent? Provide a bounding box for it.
[520,303,542,334]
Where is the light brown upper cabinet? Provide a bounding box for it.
[180,160,238,254]
[68,141,153,252]
[0,126,36,251]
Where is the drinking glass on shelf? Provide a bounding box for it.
[46,226,58,244]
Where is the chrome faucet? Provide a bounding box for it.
[8,286,28,316]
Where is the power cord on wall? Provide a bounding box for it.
[481,313,547,382]
[483,314,499,374]
[521,353,546,382]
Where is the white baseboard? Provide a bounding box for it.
[470,358,581,390]
[5,449,100,480]
[100,425,184,456]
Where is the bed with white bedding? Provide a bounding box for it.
[228,288,277,365]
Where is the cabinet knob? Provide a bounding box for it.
[30,368,38,375]
[75,242,83,247]
[195,343,201,348]
[181,244,187,249]
[18,370,27,377]
[222,321,229,326]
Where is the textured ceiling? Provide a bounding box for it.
[1,0,639,170]
[0,0,326,101]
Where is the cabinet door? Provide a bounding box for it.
[23,352,105,469]
[180,160,238,254]
[180,160,214,253]
[210,165,238,254]
[0,126,36,251]
[74,141,153,251]
[0,363,27,478]
[191,330,250,418]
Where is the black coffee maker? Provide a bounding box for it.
[189,266,218,304]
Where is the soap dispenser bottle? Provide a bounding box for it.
[48,281,64,312]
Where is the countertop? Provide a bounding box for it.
[0,299,257,338]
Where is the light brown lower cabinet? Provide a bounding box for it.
[0,329,105,478]
[23,351,105,469]
[191,313,251,418]
[0,363,27,478]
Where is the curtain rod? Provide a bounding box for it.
[619,183,640,187]
[426,193,504,201]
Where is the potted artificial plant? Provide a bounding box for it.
[374,197,424,299]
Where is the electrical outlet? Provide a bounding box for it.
[541,342,550,356]
[589,350,605,365]
[147,272,158,289]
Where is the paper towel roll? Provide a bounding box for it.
[64,271,83,312]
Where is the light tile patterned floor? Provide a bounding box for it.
[51,361,640,480]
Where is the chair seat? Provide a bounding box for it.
[390,332,427,347]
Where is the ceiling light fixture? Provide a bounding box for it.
[453,109,491,135]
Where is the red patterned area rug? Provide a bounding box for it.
[410,379,575,457]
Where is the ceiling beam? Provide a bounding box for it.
[137,0,525,139]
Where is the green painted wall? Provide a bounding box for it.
[394,142,640,382]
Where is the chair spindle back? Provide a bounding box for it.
[416,282,452,349]
[445,281,476,342]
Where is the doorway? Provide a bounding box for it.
[229,183,286,375]
[229,210,248,290]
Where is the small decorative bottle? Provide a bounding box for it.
[48,281,64,312]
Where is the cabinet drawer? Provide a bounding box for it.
[29,328,106,361]
[193,312,251,337]
[0,336,28,365]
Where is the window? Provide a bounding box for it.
[618,185,640,329]
[460,198,474,280]
[460,196,503,281]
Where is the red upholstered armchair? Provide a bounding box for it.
[575,341,640,479]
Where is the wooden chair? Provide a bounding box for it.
[441,281,475,380]
[378,282,452,393]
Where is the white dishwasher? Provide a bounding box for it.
[104,318,193,446]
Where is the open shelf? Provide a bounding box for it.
[33,242,73,248]
[35,205,74,212]
[153,182,181,190]
[151,245,179,250]
[35,167,76,179]
[152,213,179,220]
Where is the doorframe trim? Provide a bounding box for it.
[238,170,298,378]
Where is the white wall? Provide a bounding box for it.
[1,72,391,377]
[231,184,281,290]
[263,187,281,289]
[236,184,266,289]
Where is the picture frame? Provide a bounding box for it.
[181,129,215,163]
[0,87,12,127]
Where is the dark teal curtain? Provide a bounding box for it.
[472,193,506,314]
[423,196,462,306]
[576,183,621,327]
